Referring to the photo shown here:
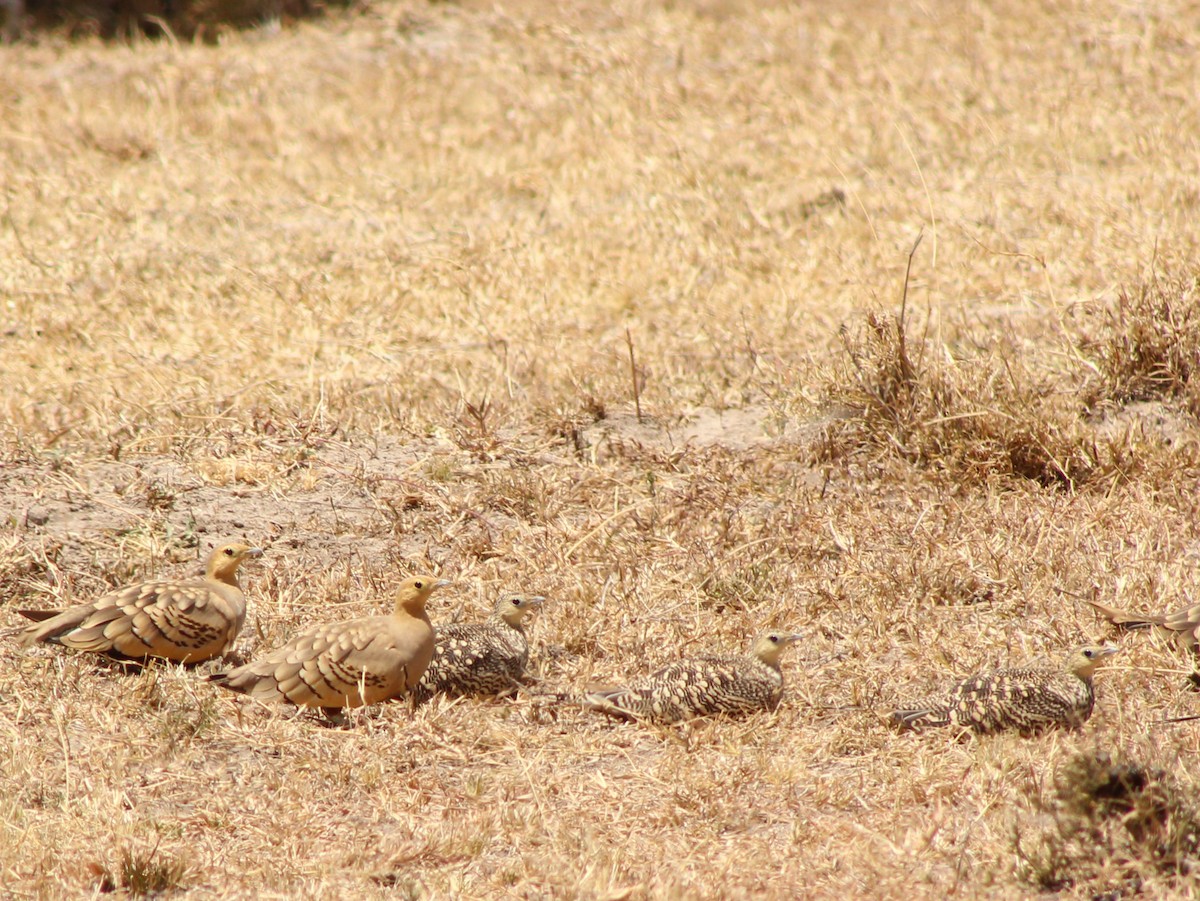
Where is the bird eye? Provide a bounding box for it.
[511,598,521,606]
[224,547,235,556]
[1084,649,1095,658]
[770,634,780,643]
[414,580,424,589]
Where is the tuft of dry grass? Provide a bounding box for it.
[818,302,1107,488]
[89,844,193,897]
[1077,267,1200,416]
[1014,749,1200,893]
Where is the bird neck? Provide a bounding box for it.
[207,564,242,587]
[393,595,430,621]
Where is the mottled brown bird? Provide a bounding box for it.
[582,630,803,724]
[17,542,263,664]
[414,594,545,704]
[892,645,1119,735]
[208,575,449,720]
[1090,598,1200,649]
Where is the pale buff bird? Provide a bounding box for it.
[1090,598,1200,649]
[208,575,449,720]
[892,645,1119,735]
[17,542,263,664]
[582,630,804,724]
[413,594,545,704]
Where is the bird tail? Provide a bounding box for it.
[1088,599,1164,628]
[15,608,84,646]
[579,687,643,721]
[206,670,255,696]
[17,609,62,624]
[891,702,951,730]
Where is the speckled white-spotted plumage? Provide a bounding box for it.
[414,594,544,704]
[582,630,803,724]
[893,645,1119,735]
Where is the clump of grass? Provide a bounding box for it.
[1014,750,1200,892]
[818,304,1103,488]
[1077,269,1200,415]
[91,846,191,897]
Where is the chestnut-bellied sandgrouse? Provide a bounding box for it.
[1090,598,1200,649]
[207,575,448,721]
[892,645,1119,735]
[414,594,545,704]
[17,541,262,664]
[582,630,803,724]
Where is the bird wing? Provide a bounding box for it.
[1161,603,1200,633]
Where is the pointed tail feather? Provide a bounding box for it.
[1088,599,1164,628]
[17,609,62,623]
[579,688,644,722]
[891,701,951,730]
[206,671,247,695]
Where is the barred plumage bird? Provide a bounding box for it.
[17,542,262,664]
[414,594,545,704]
[582,630,803,724]
[892,645,1119,735]
[208,575,449,721]
[1090,598,1200,649]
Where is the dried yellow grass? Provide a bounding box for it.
[3,0,1200,897]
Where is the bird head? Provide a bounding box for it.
[206,542,264,582]
[749,630,804,666]
[393,576,451,616]
[1066,643,1120,678]
[495,594,546,626]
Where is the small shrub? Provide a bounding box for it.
[1013,750,1200,892]
[17,0,350,39]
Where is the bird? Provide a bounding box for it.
[892,644,1119,735]
[207,575,449,721]
[581,630,804,724]
[1090,598,1200,649]
[16,541,263,664]
[413,593,545,704]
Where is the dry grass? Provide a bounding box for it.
[3,0,1200,897]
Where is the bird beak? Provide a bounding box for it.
[783,632,804,644]
[433,579,452,589]
[1095,644,1120,658]
[245,547,264,559]
[527,596,547,607]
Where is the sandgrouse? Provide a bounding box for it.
[413,593,545,704]
[17,541,262,664]
[892,644,1119,735]
[582,630,803,724]
[208,575,448,720]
